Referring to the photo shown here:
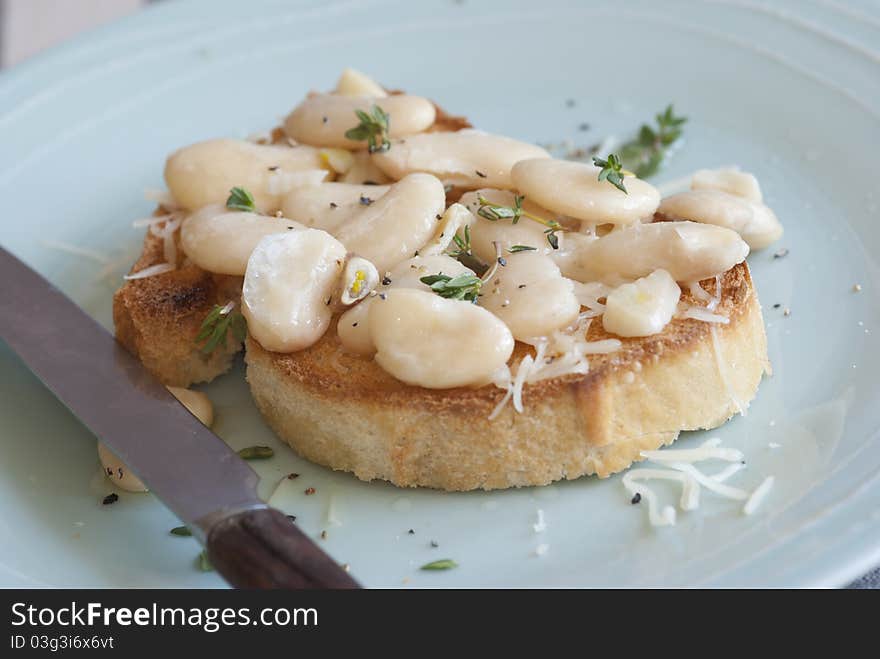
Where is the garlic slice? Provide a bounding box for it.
[338,255,380,305]
[602,269,681,337]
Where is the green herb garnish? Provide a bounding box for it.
[445,224,489,276]
[592,153,629,194]
[478,194,525,223]
[476,196,561,250]
[420,559,458,571]
[196,303,247,354]
[237,446,274,460]
[197,550,213,572]
[618,104,687,178]
[419,273,482,303]
[344,105,391,153]
[226,186,256,212]
[170,526,192,537]
[508,245,537,253]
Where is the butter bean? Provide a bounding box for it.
[337,254,472,355]
[335,68,388,97]
[180,204,304,275]
[479,251,580,341]
[339,150,392,184]
[458,189,562,262]
[659,189,783,249]
[280,182,391,234]
[370,288,514,388]
[164,139,328,212]
[559,221,749,283]
[335,173,445,273]
[284,94,435,149]
[242,230,347,352]
[512,158,660,224]
[691,167,762,202]
[372,129,549,189]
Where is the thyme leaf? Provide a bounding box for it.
[226,186,256,212]
[237,446,274,460]
[344,105,391,153]
[592,153,628,194]
[420,559,458,571]
[196,303,247,354]
[618,104,687,178]
[419,273,482,303]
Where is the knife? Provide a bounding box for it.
[0,246,359,589]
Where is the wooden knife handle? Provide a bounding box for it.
[206,507,361,589]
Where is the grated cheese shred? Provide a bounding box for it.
[626,438,774,526]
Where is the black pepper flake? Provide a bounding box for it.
[105,467,113,476]
[305,487,316,495]
[436,214,443,221]
[408,529,415,535]
[352,322,358,327]
[268,165,279,171]
[322,116,328,124]
[518,284,527,289]
[631,493,641,505]
[287,472,300,479]
[379,293,387,300]
[413,250,420,257]
[382,275,392,285]
[329,202,338,209]
[475,170,487,178]
[102,493,119,506]
[287,515,297,522]
[359,195,373,206]
[320,530,327,540]
[325,296,333,306]
[578,122,590,131]
[430,540,439,548]
[772,303,781,309]
[773,248,789,259]
[497,257,507,266]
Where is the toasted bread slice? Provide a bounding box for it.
[113,220,244,387]
[245,262,769,490]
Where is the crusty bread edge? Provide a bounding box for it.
[245,263,769,491]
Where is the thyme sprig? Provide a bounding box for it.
[344,105,391,153]
[226,186,256,212]
[196,302,247,354]
[476,195,562,250]
[419,273,482,303]
[592,153,630,194]
[618,104,687,178]
[237,446,274,460]
[445,224,489,275]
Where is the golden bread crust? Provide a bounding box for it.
[245,262,769,490]
[112,217,243,386]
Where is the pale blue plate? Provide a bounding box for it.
[1,0,879,587]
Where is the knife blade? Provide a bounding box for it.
[0,246,359,589]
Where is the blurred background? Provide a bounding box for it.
[0,0,160,68]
